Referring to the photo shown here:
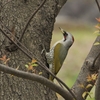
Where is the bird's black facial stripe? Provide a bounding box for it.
[63,31,68,41]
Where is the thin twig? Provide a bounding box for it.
[19,0,46,41]
[0,27,32,59]
[95,0,100,12]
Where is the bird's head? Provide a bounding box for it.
[59,27,74,47]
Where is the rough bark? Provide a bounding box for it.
[0,0,67,100]
[95,72,100,100]
[72,35,100,100]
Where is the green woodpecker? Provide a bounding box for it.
[46,27,74,81]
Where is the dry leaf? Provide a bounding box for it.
[87,74,98,82]
[32,59,37,63]
[0,55,10,64]
[95,25,100,29]
[87,75,92,82]
[96,18,100,23]
[78,84,85,88]
[91,74,98,81]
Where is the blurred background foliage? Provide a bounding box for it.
[51,0,99,100]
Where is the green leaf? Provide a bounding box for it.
[25,64,29,68]
[31,63,38,67]
[94,42,100,45]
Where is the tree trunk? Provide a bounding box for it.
[0,0,67,100]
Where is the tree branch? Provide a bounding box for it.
[72,35,100,100]
[95,72,100,100]
[95,0,100,12]
[94,16,100,100]
[0,64,73,100]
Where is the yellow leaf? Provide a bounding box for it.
[79,84,85,88]
[87,75,92,82]
[82,91,91,99]
[86,84,93,89]
[56,93,61,98]
[39,72,42,75]
[91,74,98,81]
[87,74,98,82]
[82,92,87,99]
[94,42,100,45]
[25,64,29,68]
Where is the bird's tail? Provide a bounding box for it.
[49,75,54,81]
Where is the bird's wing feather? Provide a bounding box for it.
[53,43,63,75]
[49,43,62,81]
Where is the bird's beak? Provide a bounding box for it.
[59,27,64,33]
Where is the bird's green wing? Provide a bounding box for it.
[53,43,63,75]
[49,43,62,81]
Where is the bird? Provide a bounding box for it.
[46,27,74,81]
